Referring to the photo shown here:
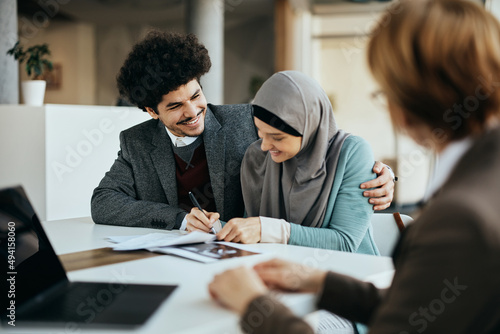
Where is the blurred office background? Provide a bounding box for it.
[0,0,496,219]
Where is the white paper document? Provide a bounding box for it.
[108,231,263,263]
[111,231,216,251]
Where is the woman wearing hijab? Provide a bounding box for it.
[215,70,380,255]
[208,0,500,333]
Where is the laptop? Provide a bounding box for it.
[0,186,177,329]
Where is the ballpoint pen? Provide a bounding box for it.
[188,191,217,234]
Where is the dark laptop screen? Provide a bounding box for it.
[0,187,67,314]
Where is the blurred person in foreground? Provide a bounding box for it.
[209,0,500,333]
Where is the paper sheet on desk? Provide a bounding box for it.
[106,230,186,243]
[214,241,264,253]
[110,231,216,251]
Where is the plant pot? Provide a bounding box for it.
[21,80,46,106]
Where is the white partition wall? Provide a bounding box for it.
[0,104,149,221]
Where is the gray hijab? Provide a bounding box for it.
[241,71,350,228]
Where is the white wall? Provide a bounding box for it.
[486,0,500,19]
[0,104,150,221]
[0,105,47,218]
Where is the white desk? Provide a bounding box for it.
[4,217,394,334]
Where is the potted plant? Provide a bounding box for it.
[7,41,53,106]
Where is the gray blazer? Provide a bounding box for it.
[242,127,500,334]
[91,104,258,229]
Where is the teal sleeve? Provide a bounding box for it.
[288,136,375,252]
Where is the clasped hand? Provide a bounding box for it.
[361,161,395,211]
[209,259,327,314]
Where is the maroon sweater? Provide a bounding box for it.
[173,142,217,213]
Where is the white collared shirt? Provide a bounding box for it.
[165,127,198,147]
[424,137,473,201]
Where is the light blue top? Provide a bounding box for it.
[288,135,379,256]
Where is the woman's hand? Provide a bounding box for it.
[185,208,220,233]
[217,217,261,243]
[254,259,327,293]
[361,161,395,211]
[209,266,268,314]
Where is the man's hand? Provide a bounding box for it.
[185,208,220,233]
[217,217,261,243]
[209,266,268,314]
[361,161,395,211]
[253,258,327,293]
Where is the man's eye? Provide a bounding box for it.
[169,105,181,111]
[192,94,200,100]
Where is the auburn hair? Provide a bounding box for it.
[368,0,500,140]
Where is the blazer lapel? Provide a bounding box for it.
[150,120,178,206]
[203,107,225,218]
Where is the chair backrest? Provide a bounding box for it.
[371,213,413,257]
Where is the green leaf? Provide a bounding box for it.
[7,41,52,79]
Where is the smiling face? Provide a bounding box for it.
[254,117,302,163]
[145,79,207,137]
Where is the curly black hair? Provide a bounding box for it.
[117,30,211,112]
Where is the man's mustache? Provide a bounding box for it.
[177,109,205,125]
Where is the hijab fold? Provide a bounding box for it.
[241,71,350,228]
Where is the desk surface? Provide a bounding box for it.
[4,217,394,334]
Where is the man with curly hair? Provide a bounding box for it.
[91,30,395,232]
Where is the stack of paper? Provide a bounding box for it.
[107,231,261,263]
[109,231,216,251]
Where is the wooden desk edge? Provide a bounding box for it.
[58,247,162,272]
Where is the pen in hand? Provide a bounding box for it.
[188,191,217,235]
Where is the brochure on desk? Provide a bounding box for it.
[107,231,261,263]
